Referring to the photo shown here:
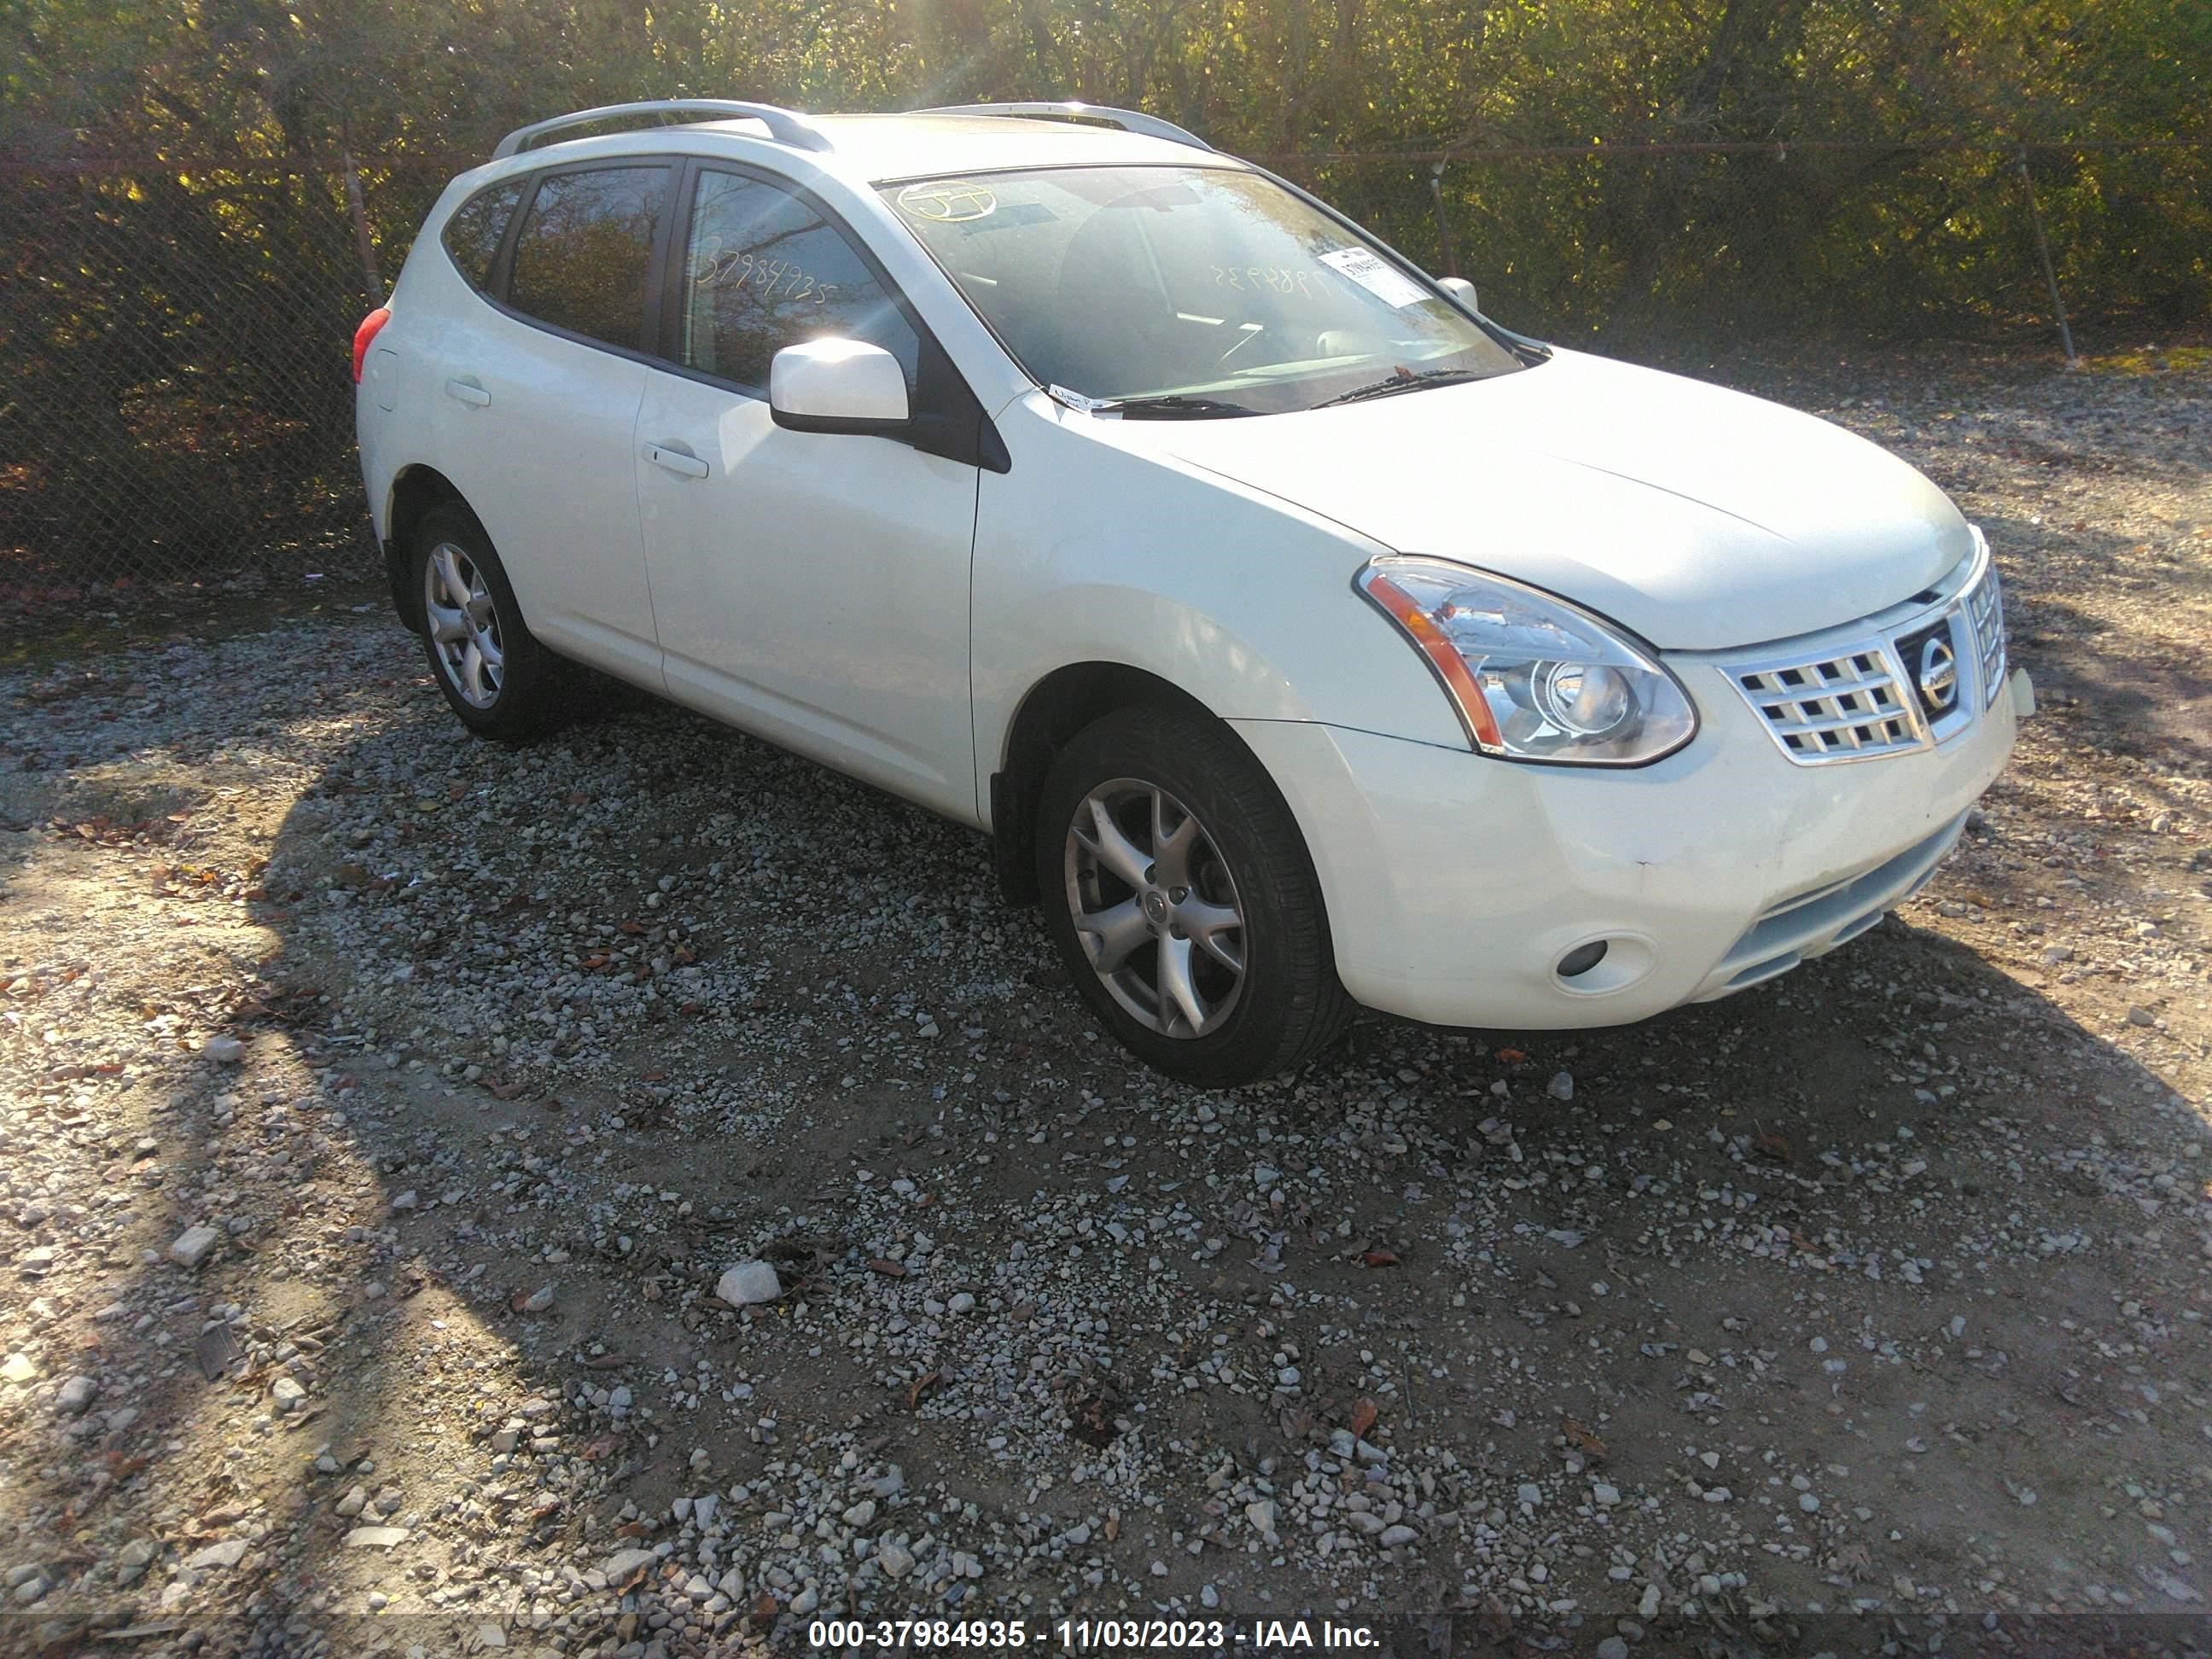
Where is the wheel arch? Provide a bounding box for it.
[383,465,474,635]
[987,661,1224,906]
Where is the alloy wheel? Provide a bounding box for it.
[1063,778,1247,1039]
[423,542,505,709]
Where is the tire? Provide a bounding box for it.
[1035,704,1354,1086]
[411,503,565,741]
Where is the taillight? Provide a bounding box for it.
[352,306,393,384]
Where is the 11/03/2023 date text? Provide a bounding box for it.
[807,1616,1381,1650]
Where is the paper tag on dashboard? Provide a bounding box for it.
[1318,247,1430,308]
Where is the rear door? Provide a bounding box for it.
[632,162,986,820]
[427,161,675,683]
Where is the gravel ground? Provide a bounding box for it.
[1,344,2208,1658]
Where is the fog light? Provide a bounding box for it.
[1557,940,1609,979]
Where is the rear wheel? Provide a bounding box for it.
[412,504,564,740]
[1036,705,1353,1086]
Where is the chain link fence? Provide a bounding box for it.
[2,138,2206,609]
[0,159,447,608]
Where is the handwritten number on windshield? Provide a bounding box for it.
[1212,265,1318,298]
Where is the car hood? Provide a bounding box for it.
[1141,348,1971,650]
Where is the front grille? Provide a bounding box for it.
[1731,645,1921,761]
[1722,531,2006,766]
[1965,562,2006,708]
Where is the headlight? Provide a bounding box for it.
[1357,556,1697,765]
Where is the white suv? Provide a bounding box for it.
[353,99,2028,1087]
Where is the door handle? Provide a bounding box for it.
[643,442,709,480]
[444,378,492,408]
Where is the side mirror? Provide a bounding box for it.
[769,339,910,434]
[1436,275,1479,312]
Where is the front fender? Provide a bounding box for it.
[970,394,1465,818]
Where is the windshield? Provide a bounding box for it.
[878,166,1523,415]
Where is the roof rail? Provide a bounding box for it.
[916,102,1211,152]
[492,100,834,160]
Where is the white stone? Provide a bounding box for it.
[344,1526,409,1550]
[188,1540,248,1569]
[715,1260,782,1307]
[167,1225,222,1269]
[202,1034,245,1063]
[55,1375,98,1415]
[0,1353,37,1385]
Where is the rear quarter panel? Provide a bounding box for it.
[355,178,475,544]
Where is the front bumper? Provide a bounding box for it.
[1233,663,2020,1031]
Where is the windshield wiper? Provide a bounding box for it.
[1103,393,1260,419]
[1309,367,1487,410]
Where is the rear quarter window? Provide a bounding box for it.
[442,179,525,292]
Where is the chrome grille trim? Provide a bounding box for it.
[1727,639,1924,762]
[1720,530,2005,766]
[1965,560,2006,709]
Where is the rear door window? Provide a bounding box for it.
[505,166,672,352]
[441,179,524,292]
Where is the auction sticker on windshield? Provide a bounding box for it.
[1318,246,1429,307]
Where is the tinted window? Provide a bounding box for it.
[441,179,524,292]
[678,170,918,390]
[506,166,669,352]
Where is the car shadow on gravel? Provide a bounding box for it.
[119,664,2201,1650]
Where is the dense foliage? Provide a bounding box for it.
[5,0,2207,333]
[0,1,2203,587]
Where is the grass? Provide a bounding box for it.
[2076,343,2212,375]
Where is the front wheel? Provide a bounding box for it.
[1035,705,1353,1086]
